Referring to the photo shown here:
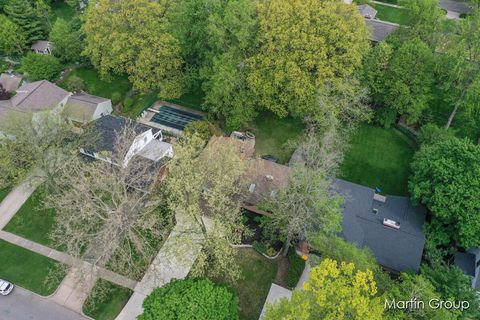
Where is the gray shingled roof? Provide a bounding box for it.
[358,4,377,19]
[65,93,110,123]
[439,0,472,14]
[0,73,22,92]
[331,179,426,272]
[454,252,476,277]
[11,80,70,111]
[365,19,399,42]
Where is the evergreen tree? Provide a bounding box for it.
[4,0,49,43]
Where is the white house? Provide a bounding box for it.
[64,93,113,124]
[31,41,54,55]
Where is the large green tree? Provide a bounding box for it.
[401,0,444,48]
[0,14,26,55]
[409,137,480,248]
[383,38,434,124]
[20,52,62,81]
[247,0,369,118]
[139,278,238,320]
[4,0,50,43]
[49,18,83,63]
[83,0,184,96]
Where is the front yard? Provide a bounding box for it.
[0,240,65,296]
[83,279,133,320]
[340,124,415,196]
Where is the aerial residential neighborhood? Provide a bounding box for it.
[0,0,479,320]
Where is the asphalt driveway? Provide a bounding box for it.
[0,286,88,320]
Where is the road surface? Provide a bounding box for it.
[0,286,88,320]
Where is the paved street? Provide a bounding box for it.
[0,286,88,320]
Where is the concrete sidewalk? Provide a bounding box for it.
[0,178,42,229]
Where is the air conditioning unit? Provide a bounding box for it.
[383,218,400,230]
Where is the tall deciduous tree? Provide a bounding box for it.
[4,0,50,43]
[383,38,434,124]
[437,11,480,129]
[247,0,369,118]
[49,18,83,63]
[165,134,247,283]
[83,0,184,96]
[0,14,26,55]
[264,259,384,320]
[401,0,444,48]
[409,137,480,248]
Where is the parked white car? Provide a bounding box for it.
[0,279,14,296]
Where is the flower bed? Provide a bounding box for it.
[241,210,282,258]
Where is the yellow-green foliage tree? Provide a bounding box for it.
[83,0,184,96]
[264,259,384,320]
[247,0,370,118]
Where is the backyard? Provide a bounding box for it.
[214,248,278,320]
[340,124,416,196]
[0,240,65,296]
[4,188,56,247]
[249,112,304,164]
[375,3,410,25]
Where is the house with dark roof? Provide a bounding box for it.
[454,249,480,291]
[0,73,22,93]
[358,4,377,19]
[331,179,427,273]
[31,41,54,55]
[80,115,173,169]
[65,93,113,124]
[439,0,473,19]
[356,3,399,43]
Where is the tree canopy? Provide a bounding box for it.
[247,0,369,118]
[83,0,184,96]
[49,18,83,63]
[139,278,238,320]
[264,259,384,320]
[409,137,480,248]
[20,52,62,81]
[4,0,51,43]
[0,14,26,56]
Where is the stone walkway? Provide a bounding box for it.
[115,213,204,320]
[259,284,292,319]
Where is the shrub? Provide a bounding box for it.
[184,120,213,141]
[65,76,85,93]
[111,92,122,105]
[418,123,455,145]
[253,240,267,255]
[139,278,239,320]
[20,52,63,81]
[375,107,397,128]
[123,97,134,110]
[286,248,305,288]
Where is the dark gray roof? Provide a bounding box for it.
[87,115,159,155]
[439,0,472,14]
[358,4,377,19]
[365,19,399,42]
[454,252,476,277]
[331,179,426,272]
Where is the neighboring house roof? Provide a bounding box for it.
[331,179,426,272]
[439,0,472,14]
[87,115,160,155]
[244,159,290,207]
[10,80,69,111]
[358,4,377,19]
[0,73,22,92]
[65,93,110,123]
[365,19,399,42]
[455,252,476,277]
[31,40,54,53]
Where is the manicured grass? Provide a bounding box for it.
[340,124,415,196]
[83,279,132,320]
[0,240,64,296]
[123,92,158,118]
[249,112,304,164]
[375,4,410,25]
[62,67,132,101]
[52,2,78,21]
[216,249,278,320]
[4,189,56,247]
[0,187,11,203]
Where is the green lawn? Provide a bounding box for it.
[4,189,56,247]
[62,67,132,101]
[83,280,133,320]
[52,2,78,21]
[249,112,304,164]
[340,124,415,196]
[0,240,65,296]
[375,4,410,25]
[164,89,205,112]
[123,92,158,118]
[215,249,278,320]
[0,187,11,203]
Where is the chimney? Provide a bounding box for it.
[383,218,400,230]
